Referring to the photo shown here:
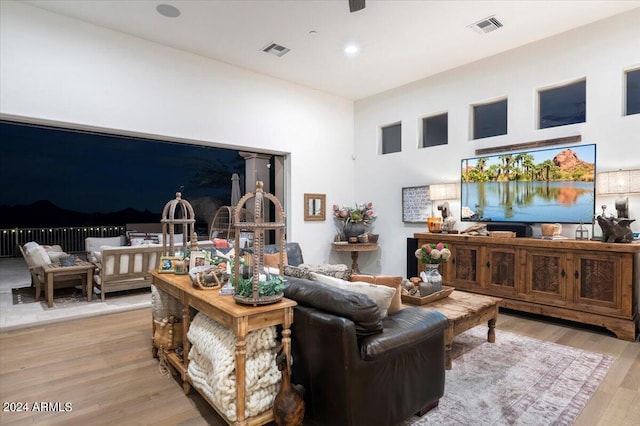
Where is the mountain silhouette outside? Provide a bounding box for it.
[0,200,161,228]
[0,121,246,229]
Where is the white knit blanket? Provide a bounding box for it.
[187,313,280,421]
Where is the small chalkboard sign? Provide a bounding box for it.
[402,186,431,223]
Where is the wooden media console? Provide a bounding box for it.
[414,233,640,341]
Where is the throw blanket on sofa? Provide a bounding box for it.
[187,313,280,421]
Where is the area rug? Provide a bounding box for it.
[401,327,613,426]
[12,286,150,308]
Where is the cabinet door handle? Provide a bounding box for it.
[486,261,491,268]
[561,269,566,278]
[574,270,579,279]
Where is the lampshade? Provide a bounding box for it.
[429,182,460,201]
[596,169,640,195]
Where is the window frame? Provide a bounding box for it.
[624,67,640,116]
[380,121,402,155]
[537,78,586,129]
[421,112,448,148]
[471,97,508,140]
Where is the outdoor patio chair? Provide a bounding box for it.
[19,243,82,302]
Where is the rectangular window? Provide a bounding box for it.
[626,69,640,116]
[473,99,507,140]
[422,113,448,148]
[539,80,586,129]
[381,123,401,154]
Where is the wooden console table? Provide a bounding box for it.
[331,242,378,274]
[414,233,640,341]
[150,271,296,426]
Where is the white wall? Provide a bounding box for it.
[3,2,639,276]
[0,1,354,265]
[355,8,640,275]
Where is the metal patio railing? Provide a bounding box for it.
[0,225,125,258]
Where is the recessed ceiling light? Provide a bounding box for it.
[156,4,181,18]
[309,30,318,36]
[344,44,359,55]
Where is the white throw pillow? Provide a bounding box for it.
[309,272,396,318]
[28,245,52,267]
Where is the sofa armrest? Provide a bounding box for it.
[360,307,447,361]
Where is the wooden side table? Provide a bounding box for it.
[331,242,378,274]
[42,261,94,308]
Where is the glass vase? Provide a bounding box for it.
[421,264,442,292]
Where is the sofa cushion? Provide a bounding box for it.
[284,277,383,337]
[310,272,397,318]
[350,274,402,315]
[261,242,304,266]
[283,265,310,279]
[295,263,351,281]
[264,251,288,269]
[85,236,124,253]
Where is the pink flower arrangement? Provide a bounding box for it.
[415,242,451,265]
[332,202,376,225]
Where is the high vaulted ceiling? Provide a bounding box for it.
[24,0,640,100]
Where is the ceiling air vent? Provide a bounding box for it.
[262,42,291,57]
[468,16,503,34]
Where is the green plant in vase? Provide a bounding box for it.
[232,273,285,298]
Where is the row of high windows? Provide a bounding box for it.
[381,68,640,154]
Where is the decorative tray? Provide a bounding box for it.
[401,285,455,305]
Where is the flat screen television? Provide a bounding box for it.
[461,144,596,224]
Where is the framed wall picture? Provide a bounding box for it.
[159,256,180,273]
[304,193,326,221]
[402,185,432,223]
[189,251,207,270]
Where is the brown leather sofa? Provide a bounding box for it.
[284,277,448,426]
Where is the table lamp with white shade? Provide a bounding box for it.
[429,182,461,233]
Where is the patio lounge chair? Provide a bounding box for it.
[19,242,82,301]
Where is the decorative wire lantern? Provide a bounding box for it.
[161,190,197,256]
[233,181,285,306]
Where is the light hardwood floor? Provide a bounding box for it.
[0,308,638,425]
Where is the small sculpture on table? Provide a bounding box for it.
[437,201,457,233]
[597,215,635,243]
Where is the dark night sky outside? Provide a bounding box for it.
[0,121,244,221]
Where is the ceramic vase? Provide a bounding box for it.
[343,222,366,243]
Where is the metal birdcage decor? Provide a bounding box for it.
[233,181,286,306]
[161,190,197,256]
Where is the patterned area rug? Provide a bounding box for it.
[11,286,150,308]
[12,286,86,306]
[402,327,613,426]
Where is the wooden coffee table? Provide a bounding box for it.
[412,290,501,369]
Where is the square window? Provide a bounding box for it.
[626,69,640,116]
[422,113,448,148]
[473,99,507,140]
[539,80,586,129]
[381,123,401,154]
